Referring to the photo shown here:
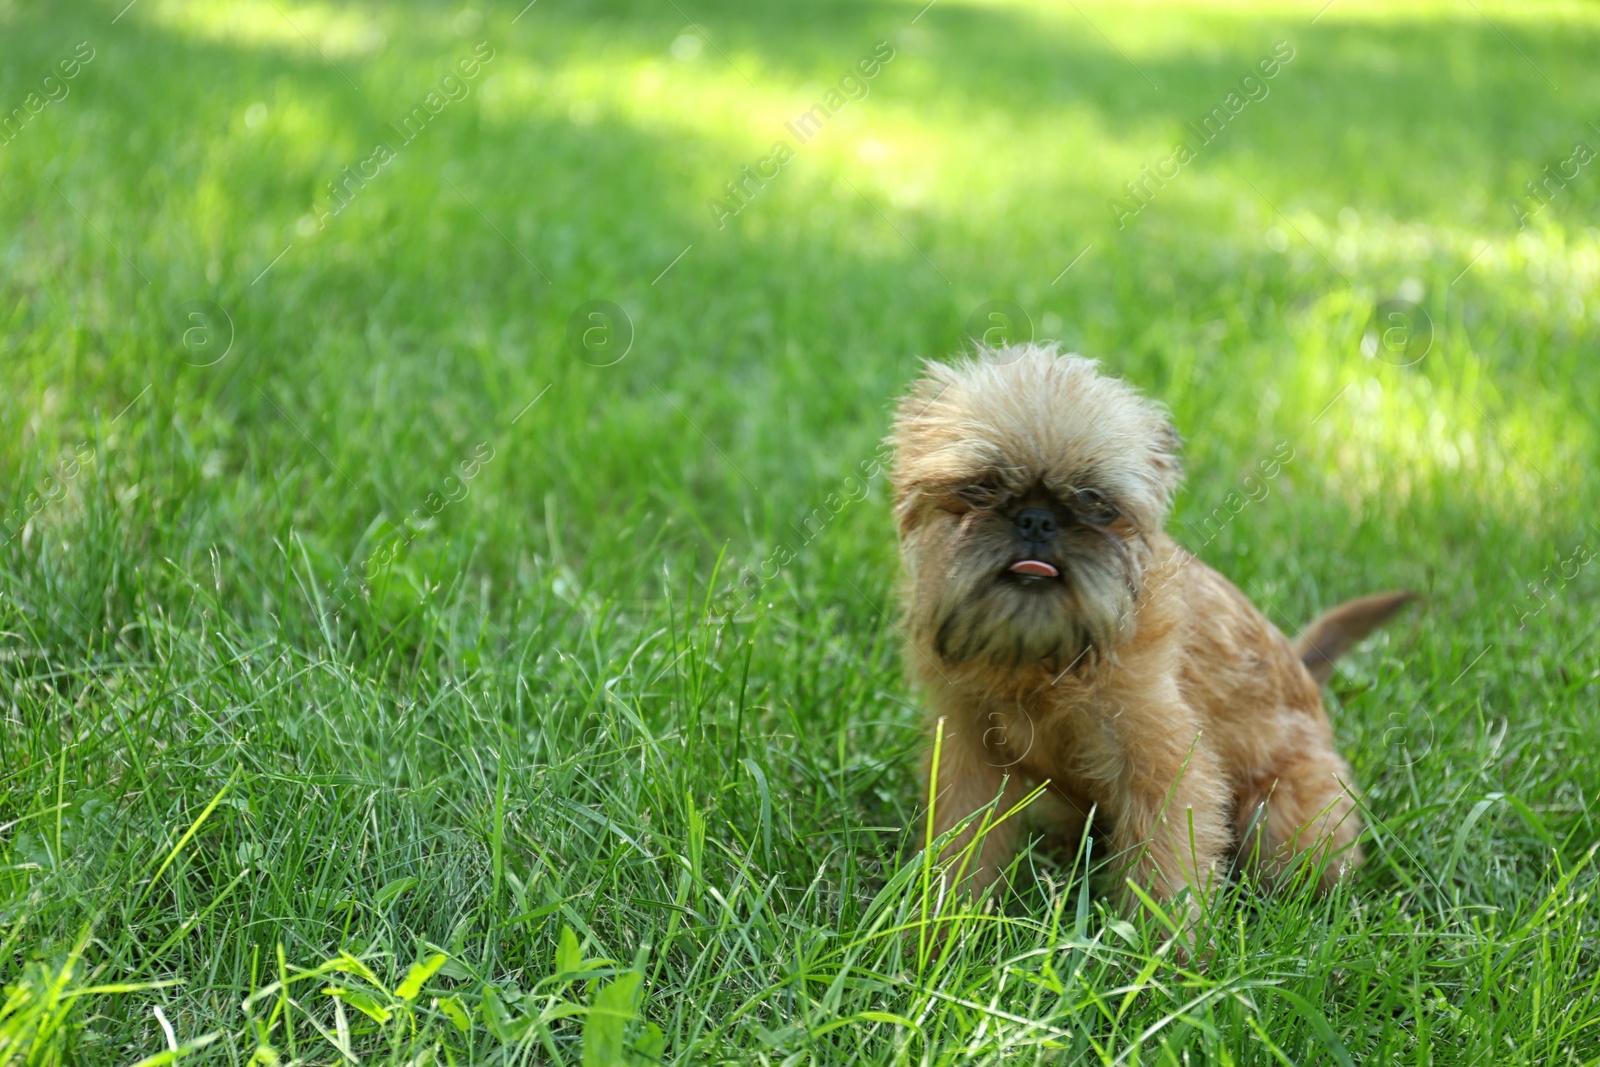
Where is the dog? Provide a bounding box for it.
[889,343,1410,935]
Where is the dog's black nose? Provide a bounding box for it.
[1013,507,1057,542]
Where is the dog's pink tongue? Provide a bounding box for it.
[1009,560,1059,578]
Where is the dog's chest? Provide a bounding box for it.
[975,692,1121,789]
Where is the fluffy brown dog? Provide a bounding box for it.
[890,344,1409,929]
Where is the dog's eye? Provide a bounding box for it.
[1076,489,1119,525]
[954,480,1003,509]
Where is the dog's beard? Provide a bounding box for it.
[917,518,1141,673]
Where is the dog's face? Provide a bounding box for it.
[890,345,1182,673]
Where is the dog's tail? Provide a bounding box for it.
[1293,591,1415,685]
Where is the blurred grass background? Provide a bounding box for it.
[1,0,1598,1062]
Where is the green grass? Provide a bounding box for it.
[2,0,1599,1061]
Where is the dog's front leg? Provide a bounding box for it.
[1107,726,1231,944]
[924,713,1024,899]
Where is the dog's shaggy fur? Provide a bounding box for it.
[890,344,1409,927]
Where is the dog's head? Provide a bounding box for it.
[890,344,1181,673]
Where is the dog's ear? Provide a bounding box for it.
[893,360,957,425]
[887,360,958,494]
[1149,416,1184,505]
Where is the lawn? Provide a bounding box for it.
[2,0,1599,1062]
